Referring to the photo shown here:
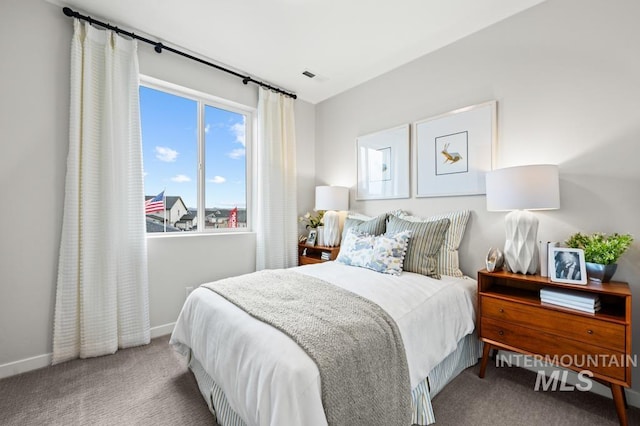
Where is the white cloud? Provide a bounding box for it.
[209,176,226,184]
[171,174,191,183]
[230,120,246,147]
[205,123,211,133]
[155,146,178,162]
[228,148,245,159]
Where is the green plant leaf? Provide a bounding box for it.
[565,232,633,264]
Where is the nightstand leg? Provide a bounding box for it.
[611,384,628,426]
[479,342,492,378]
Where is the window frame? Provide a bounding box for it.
[140,75,254,234]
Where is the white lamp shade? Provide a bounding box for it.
[485,164,560,274]
[486,164,560,212]
[315,186,349,211]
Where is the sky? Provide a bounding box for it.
[140,85,247,209]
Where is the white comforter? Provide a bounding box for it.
[170,261,476,426]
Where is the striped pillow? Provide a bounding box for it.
[341,213,387,240]
[394,210,471,277]
[386,215,450,278]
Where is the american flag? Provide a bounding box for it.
[145,190,165,214]
[228,207,238,228]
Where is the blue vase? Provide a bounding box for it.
[585,262,617,283]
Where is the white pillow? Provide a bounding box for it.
[392,210,471,277]
[347,209,405,221]
[336,229,411,276]
[346,211,374,221]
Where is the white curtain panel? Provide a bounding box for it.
[53,20,150,364]
[255,88,298,270]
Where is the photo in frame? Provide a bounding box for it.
[305,229,318,247]
[550,247,587,285]
[415,101,497,197]
[356,124,410,200]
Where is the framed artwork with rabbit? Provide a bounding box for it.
[414,101,497,197]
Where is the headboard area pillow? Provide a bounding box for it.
[391,210,471,277]
[341,213,388,241]
[386,216,451,279]
[336,229,411,276]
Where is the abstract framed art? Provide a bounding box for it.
[356,124,410,200]
[414,101,497,197]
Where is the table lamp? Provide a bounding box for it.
[485,164,560,274]
[315,186,349,247]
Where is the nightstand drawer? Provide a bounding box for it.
[481,296,625,352]
[481,317,627,381]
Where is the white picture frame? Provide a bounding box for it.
[356,124,410,200]
[414,101,497,197]
[550,247,587,285]
[305,229,317,247]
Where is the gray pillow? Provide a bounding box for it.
[390,210,471,277]
[341,213,387,240]
[385,215,450,278]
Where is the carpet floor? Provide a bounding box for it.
[1,336,638,425]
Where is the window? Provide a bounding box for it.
[140,76,252,233]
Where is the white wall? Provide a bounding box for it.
[0,0,316,374]
[3,0,639,402]
[315,0,640,390]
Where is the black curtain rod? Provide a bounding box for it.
[62,7,297,99]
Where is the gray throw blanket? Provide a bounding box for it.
[202,269,411,426]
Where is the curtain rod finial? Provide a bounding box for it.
[63,7,75,17]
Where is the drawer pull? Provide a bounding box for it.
[498,330,504,336]
[499,308,504,313]
[587,330,594,334]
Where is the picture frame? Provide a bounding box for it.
[305,229,318,247]
[550,247,587,285]
[356,124,410,200]
[414,101,497,197]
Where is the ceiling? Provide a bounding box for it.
[51,0,547,104]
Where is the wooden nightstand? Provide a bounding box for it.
[298,243,340,266]
[477,269,632,426]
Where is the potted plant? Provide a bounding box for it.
[299,210,324,229]
[565,232,633,282]
[299,211,325,245]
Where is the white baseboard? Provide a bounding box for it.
[0,353,52,380]
[150,322,175,338]
[495,351,640,409]
[0,323,175,380]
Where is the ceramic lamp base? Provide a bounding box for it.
[503,210,539,274]
[323,210,341,247]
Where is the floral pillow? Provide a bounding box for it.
[336,229,411,275]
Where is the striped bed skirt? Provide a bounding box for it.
[188,332,482,425]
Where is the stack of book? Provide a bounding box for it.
[540,288,601,313]
[320,251,331,261]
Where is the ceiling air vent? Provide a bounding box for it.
[302,70,316,79]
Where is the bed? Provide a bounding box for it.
[170,210,480,425]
